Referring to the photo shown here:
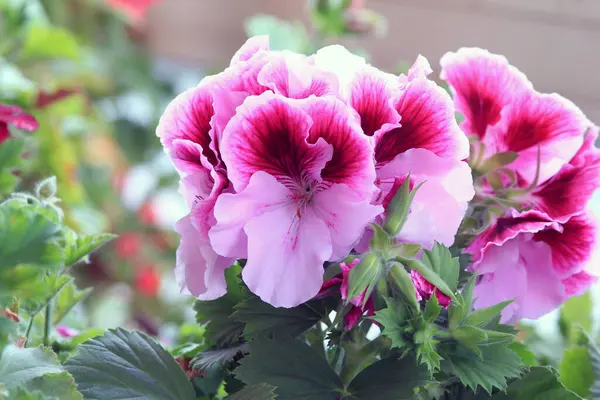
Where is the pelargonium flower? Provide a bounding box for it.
[410,270,452,308]
[210,92,382,307]
[319,259,376,330]
[0,104,38,144]
[441,48,591,184]
[314,47,473,248]
[466,209,599,322]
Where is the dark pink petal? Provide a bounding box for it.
[0,104,38,132]
[339,258,361,304]
[440,48,532,139]
[375,79,469,164]
[562,270,597,297]
[489,92,588,183]
[35,88,78,109]
[301,96,376,194]
[258,51,338,99]
[230,35,270,65]
[410,270,452,308]
[220,92,333,192]
[156,83,219,168]
[0,124,9,143]
[534,213,597,278]
[349,66,400,137]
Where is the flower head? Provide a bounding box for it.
[0,104,38,144]
[410,270,452,308]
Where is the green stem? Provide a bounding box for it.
[24,316,35,347]
[43,301,52,347]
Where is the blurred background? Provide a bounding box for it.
[1,0,598,363]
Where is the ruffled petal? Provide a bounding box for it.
[376,148,474,248]
[563,270,598,297]
[312,184,383,260]
[230,35,270,65]
[313,45,368,97]
[489,92,589,183]
[440,48,532,139]
[375,78,469,163]
[242,205,332,308]
[220,92,333,192]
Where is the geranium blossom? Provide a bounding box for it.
[466,210,599,322]
[411,270,452,308]
[0,104,38,144]
[441,48,591,184]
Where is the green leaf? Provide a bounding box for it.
[0,139,25,195]
[347,253,382,303]
[588,338,600,398]
[52,280,92,325]
[233,296,326,339]
[390,243,421,258]
[244,15,310,53]
[494,367,581,399]
[195,263,246,346]
[235,335,343,400]
[465,300,513,327]
[560,347,593,398]
[440,344,524,394]
[5,387,57,400]
[22,24,80,61]
[508,342,537,367]
[0,200,63,270]
[0,345,80,399]
[479,151,519,174]
[421,243,460,292]
[560,292,592,344]
[423,294,442,323]
[395,256,455,299]
[369,224,390,257]
[387,263,419,311]
[63,232,115,267]
[346,355,430,399]
[19,274,71,315]
[193,343,249,370]
[226,384,277,400]
[65,328,196,400]
[449,276,475,330]
[372,298,409,349]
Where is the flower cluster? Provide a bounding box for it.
[157,36,473,308]
[441,48,600,322]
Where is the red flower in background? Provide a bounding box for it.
[135,265,161,297]
[114,232,142,259]
[0,104,38,144]
[106,0,158,23]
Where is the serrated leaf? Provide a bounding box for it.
[0,345,80,399]
[494,367,581,399]
[195,264,246,346]
[423,294,441,323]
[19,274,71,315]
[372,298,409,349]
[346,355,430,399]
[421,242,460,292]
[233,296,325,339]
[64,232,115,267]
[22,24,80,61]
[5,387,57,400]
[235,335,343,400]
[465,300,513,327]
[560,347,594,398]
[0,200,63,270]
[65,328,195,400]
[52,280,92,325]
[440,344,524,394]
[193,343,249,370]
[508,342,537,366]
[226,384,277,400]
[414,327,442,375]
[449,276,476,330]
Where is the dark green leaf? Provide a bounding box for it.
[65,328,196,400]
[372,298,409,349]
[226,384,277,400]
[494,367,581,399]
[233,296,325,338]
[465,300,513,327]
[235,335,343,400]
[346,355,430,399]
[193,343,249,370]
[560,347,593,398]
[421,242,460,292]
[440,344,523,394]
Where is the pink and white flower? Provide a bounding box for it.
[441,48,592,184]
[466,210,599,322]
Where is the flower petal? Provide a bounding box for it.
[375,78,469,163]
[440,48,532,139]
[220,92,333,192]
[0,104,38,132]
[230,35,270,65]
[313,45,368,96]
[313,184,383,260]
[489,92,589,183]
[242,205,332,308]
[563,270,598,297]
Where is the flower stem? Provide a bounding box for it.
[43,301,52,347]
[24,316,35,347]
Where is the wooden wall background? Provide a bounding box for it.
[146,0,600,123]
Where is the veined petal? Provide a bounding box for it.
[440,47,532,139]
[489,92,589,183]
[563,270,598,297]
[375,78,469,163]
[209,171,291,259]
[301,96,376,195]
[406,54,433,81]
[376,148,474,247]
[220,92,333,192]
[242,205,332,308]
[230,35,270,65]
[312,184,383,260]
[313,44,368,97]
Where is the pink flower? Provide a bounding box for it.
[410,270,452,308]
[0,104,38,144]
[466,210,599,322]
[319,259,375,330]
[210,93,382,307]
[441,48,591,184]
[317,49,473,249]
[106,0,158,23]
[56,325,79,338]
